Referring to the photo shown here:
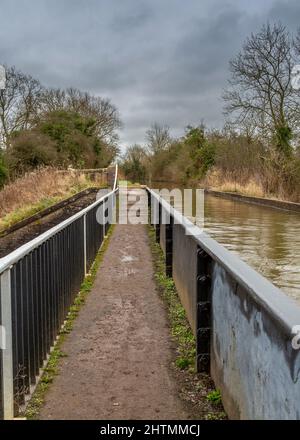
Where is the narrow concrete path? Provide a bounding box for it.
[39,223,190,419]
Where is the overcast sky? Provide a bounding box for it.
[0,0,300,149]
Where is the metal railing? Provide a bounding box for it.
[146,187,300,420]
[0,166,118,419]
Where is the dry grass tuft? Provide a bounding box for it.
[0,168,99,229]
[202,167,300,203]
[210,181,265,198]
[204,170,269,199]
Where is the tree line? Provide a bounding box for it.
[0,66,122,187]
[122,23,300,202]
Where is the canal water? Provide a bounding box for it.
[153,184,300,303]
[204,194,300,302]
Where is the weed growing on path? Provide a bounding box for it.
[206,389,222,405]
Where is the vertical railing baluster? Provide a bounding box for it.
[156,203,161,243]
[147,190,151,226]
[11,266,19,415]
[151,195,159,233]
[32,251,39,378]
[165,214,173,278]
[21,257,30,395]
[27,253,36,386]
[0,269,14,419]
[83,213,87,276]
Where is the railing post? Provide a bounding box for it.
[196,247,212,373]
[83,214,87,276]
[0,269,14,419]
[165,215,173,277]
[104,197,109,237]
[105,194,112,236]
[150,193,159,228]
[150,193,156,227]
[147,190,151,224]
[155,203,161,243]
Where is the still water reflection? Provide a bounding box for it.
[154,184,300,302]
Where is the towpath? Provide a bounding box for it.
[39,220,190,419]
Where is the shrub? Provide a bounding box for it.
[0,155,8,188]
[122,144,147,183]
[183,126,216,178]
[7,130,59,176]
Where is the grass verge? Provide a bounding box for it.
[23,225,114,420]
[1,196,62,231]
[148,225,226,420]
[0,167,109,230]
[0,182,102,232]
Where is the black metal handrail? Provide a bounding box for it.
[0,166,118,419]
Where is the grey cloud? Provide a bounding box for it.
[268,0,300,30]
[0,0,298,149]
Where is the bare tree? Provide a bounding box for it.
[123,144,147,162]
[146,123,171,155]
[223,23,300,155]
[81,94,122,147]
[0,66,43,148]
[294,28,300,55]
[39,87,66,112]
[17,74,43,129]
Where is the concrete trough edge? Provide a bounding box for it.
[205,189,300,213]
